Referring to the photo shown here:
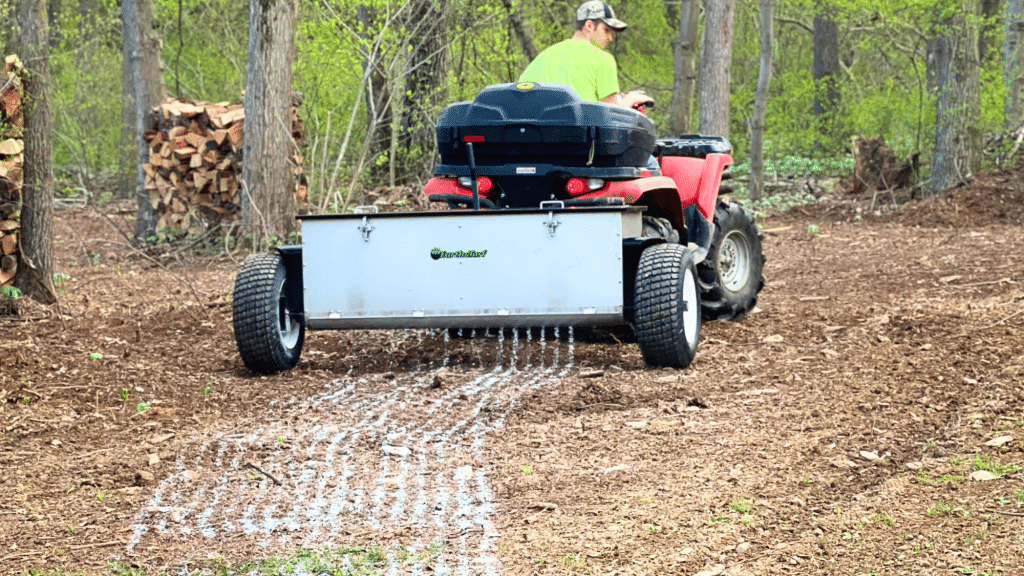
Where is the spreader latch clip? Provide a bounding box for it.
[354,205,378,242]
[539,201,564,237]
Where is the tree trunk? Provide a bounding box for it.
[123,0,166,242]
[119,24,135,200]
[812,5,840,149]
[357,4,392,183]
[400,0,448,183]
[697,0,735,138]
[500,0,536,61]
[242,0,297,249]
[979,0,1001,63]
[12,0,55,304]
[749,0,774,203]
[926,0,981,197]
[669,0,700,136]
[1005,0,1024,129]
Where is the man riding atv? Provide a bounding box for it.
[518,1,656,168]
[518,1,652,111]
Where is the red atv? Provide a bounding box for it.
[424,82,764,320]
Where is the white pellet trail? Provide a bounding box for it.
[453,465,475,576]
[217,427,265,534]
[259,449,296,536]
[300,429,347,546]
[197,450,237,538]
[389,457,411,524]
[474,467,500,576]
[321,393,404,543]
[410,431,436,523]
[280,425,329,533]
[368,449,390,531]
[130,329,579,571]
[126,470,186,551]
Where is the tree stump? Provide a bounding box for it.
[848,136,919,196]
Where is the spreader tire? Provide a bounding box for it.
[698,200,765,321]
[634,244,701,368]
[233,253,305,374]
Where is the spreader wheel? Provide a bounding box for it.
[698,200,765,321]
[633,243,701,368]
[232,253,305,374]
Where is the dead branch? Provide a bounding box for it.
[245,462,282,486]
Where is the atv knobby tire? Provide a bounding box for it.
[633,243,701,368]
[642,215,681,244]
[698,200,765,321]
[233,253,305,374]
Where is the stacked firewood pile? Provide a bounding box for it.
[142,96,305,240]
[0,55,24,288]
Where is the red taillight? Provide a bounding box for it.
[458,176,492,194]
[566,178,589,195]
[464,135,485,142]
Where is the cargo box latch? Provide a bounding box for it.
[354,205,378,242]
[540,201,564,237]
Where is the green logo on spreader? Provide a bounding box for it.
[430,247,488,260]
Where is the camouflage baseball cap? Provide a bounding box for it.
[576,1,627,31]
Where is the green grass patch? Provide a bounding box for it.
[704,515,733,527]
[869,511,895,526]
[97,543,442,575]
[927,502,959,517]
[728,499,752,514]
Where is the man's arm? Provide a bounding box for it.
[601,91,654,110]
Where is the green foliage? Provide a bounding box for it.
[52,272,70,296]
[19,0,1013,194]
[1,285,22,302]
[153,0,248,101]
[49,2,125,175]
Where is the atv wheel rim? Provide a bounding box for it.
[683,267,699,349]
[277,280,301,349]
[719,230,751,293]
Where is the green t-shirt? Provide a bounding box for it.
[518,39,620,102]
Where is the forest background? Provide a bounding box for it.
[7,0,1022,207]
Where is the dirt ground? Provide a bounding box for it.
[1,168,1023,576]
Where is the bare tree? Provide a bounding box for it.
[11,0,55,303]
[749,0,774,202]
[812,3,839,149]
[926,0,980,196]
[669,0,700,136]
[397,0,449,184]
[123,0,166,242]
[501,0,536,61]
[242,0,298,249]
[697,0,735,138]
[119,27,135,201]
[1005,0,1024,129]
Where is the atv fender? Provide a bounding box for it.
[579,176,685,234]
[659,152,733,221]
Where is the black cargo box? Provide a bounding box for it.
[654,135,733,158]
[436,83,656,169]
